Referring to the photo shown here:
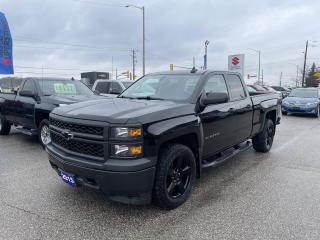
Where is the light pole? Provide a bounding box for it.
[247,48,261,84]
[126,5,145,76]
[203,40,210,70]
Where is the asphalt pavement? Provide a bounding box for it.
[1,115,320,240]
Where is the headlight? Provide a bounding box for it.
[110,127,142,139]
[282,101,289,106]
[58,103,68,107]
[110,144,143,158]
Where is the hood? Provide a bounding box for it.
[52,97,195,124]
[44,94,106,105]
[284,97,319,104]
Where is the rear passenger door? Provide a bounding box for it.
[224,74,252,145]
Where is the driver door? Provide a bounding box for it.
[15,79,37,128]
[199,74,234,158]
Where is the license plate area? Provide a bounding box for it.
[59,169,77,187]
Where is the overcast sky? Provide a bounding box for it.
[1,0,320,86]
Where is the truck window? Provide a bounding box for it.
[110,82,123,94]
[204,75,229,96]
[21,80,36,94]
[95,82,110,94]
[225,74,246,101]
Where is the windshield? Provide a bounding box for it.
[39,80,94,96]
[253,85,266,91]
[122,81,133,89]
[120,74,201,101]
[247,86,257,92]
[289,89,318,98]
[272,86,286,91]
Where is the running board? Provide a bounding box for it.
[201,141,252,169]
[15,127,38,136]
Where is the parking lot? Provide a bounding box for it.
[0,115,320,240]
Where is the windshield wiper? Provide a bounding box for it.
[118,96,136,99]
[135,96,164,100]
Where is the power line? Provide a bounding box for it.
[70,0,125,7]
[14,36,135,52]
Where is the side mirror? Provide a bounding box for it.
[19,90,36,98]
[200,92,228,107]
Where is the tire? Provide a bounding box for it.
[314,106,319,118]
[38,119,51,149]
[252,118,275,153]
[153,144,196,209]
[0,119,11,135]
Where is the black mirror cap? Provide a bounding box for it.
[200,92,229,107]
[19,90,36,98]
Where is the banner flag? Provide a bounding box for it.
[0,12,14,74]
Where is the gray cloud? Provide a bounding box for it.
[1,0,320,85]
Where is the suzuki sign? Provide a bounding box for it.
[228,54,244,76]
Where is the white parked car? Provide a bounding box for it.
[92,79,134,97]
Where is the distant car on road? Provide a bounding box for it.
[271,86,290,98]
[282,88,320,117]
[92,79,134,97]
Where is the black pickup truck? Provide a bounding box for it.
[47,70,281,209]
[0,78,101,147]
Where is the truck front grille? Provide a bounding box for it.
[50,119,104,136]
[51,132,104,158]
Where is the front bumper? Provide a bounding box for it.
[47,145,156,205]
[282,105,317,114]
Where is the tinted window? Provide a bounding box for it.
[226,74,246,100]
[204,75,228,95]
[95,82,110,94]
[21,80,35,94]
[110,82,123,94]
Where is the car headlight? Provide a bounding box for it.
[282,101,289,106]
[110,144,143,158]
[110,127,142,139]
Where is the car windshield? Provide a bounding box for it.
[289,89,318,98]
[272,86,286,91]
[253,85,266,91]
[120,74,201,101]
[122,81,134,89]
[39,79,94,96]
[247,86,257,92]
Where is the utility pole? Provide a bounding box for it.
[204,40,210,70]
[302,40,308,87]
[296,65,299,87]
[125,5,145,75]
[111,56,114,79]
[115,68,118,80]
[280,72,283,86]
[193,56,195,68]
[261,69,264,85]
[132,49,136,80]
[142,6,145,76]
[258,50,261,84]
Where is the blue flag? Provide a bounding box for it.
[0,12,13,74]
